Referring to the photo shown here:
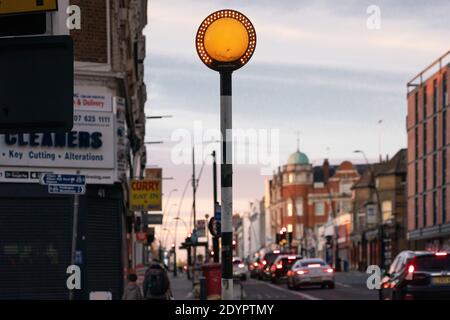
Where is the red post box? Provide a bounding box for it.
[202,263,221,300]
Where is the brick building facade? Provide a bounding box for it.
[265,148,365,265]
[407,51,450,251]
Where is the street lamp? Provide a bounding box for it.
[196,9,257,301]
[173,216,190,235]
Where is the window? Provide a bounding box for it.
[444,188,447,223]
[415,162,419,194]
[423,194,427,227]
[443,149,447,185]
[433,154,437,188]
[315,202,325,216]
[433,191,437,226]
[433,116,437,151]
[423,120,427,155]
[415,92,419,124]
[423,157,427,192]
[415,197,419,229]
[415,127,419,159]
[433,79,438,113]
[296,198,303,216]
[287,224,293,233]
[382,201,393,222]
[340,181,352,194]
[443,110,447,147]
[444,73,448,108]
[423,85,428,117]
[288,173,294,184]
[287,201,293,217]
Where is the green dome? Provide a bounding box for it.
[287,150,309,165]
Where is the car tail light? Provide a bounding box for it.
[287,270,293,276]
[276,263,283,269]
[238,263,245,268]
[274,250,280,254]
[288,256,297,260]
[270,265,276,272]
[324,268,334,273]
[297,270,309,275]
[262,260,267,265]
[253,262,259,267]
[436,252,448,256]
[308,264,321,268]
[406,264,415,280]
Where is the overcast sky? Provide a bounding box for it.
[143,0,450,251]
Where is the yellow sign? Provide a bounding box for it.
[0,0,58,16]
[129,179,162,211]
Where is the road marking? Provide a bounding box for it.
[265,283,322,300]
[336,282,351,288]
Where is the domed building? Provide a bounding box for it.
[265,147,366,267]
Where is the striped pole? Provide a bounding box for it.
[220,71,233,300]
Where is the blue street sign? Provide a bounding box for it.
[40,174,86,186]
[48,185,86,195]
[75,251,83,265]
[214,203,221,222]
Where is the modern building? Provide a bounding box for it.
[0,0,148,299]
[265,147,365,267]
[238,199,266,260]
[406,51,450,251]
[350,149,408,271]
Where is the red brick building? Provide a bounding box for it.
[407,51,450,251]
[265,149,364,264]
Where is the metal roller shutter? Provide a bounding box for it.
[85,197,122,300]
[0,197,72,300]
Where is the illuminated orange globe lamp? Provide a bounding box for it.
[195,9,256,301]
[196,9,256,72]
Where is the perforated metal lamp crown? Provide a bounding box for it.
[196,9,257,72]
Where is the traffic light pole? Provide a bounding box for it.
[212,151,220,263]
[220,71,233,300]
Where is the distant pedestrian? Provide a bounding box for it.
[122,274,143,300]
[143,259,173,300]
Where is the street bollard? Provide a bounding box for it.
[200,277,207,300]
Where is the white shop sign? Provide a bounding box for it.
[0,110,116,184]
[74,86,113,113]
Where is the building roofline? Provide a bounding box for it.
[407,50,450,94]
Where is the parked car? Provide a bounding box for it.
[380,250,450,300]
[232,257,247,281]
[287,258,335,289]
[269,255,302,283]
[260,250,283,281]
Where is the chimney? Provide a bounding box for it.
[323,159,330,183]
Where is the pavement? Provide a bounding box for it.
[170,273,246,300]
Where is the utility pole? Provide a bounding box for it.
[192,146,197,284]
[212,150,220,263]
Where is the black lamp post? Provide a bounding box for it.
[196,9,257,300]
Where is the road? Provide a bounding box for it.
[242,272,379,300]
